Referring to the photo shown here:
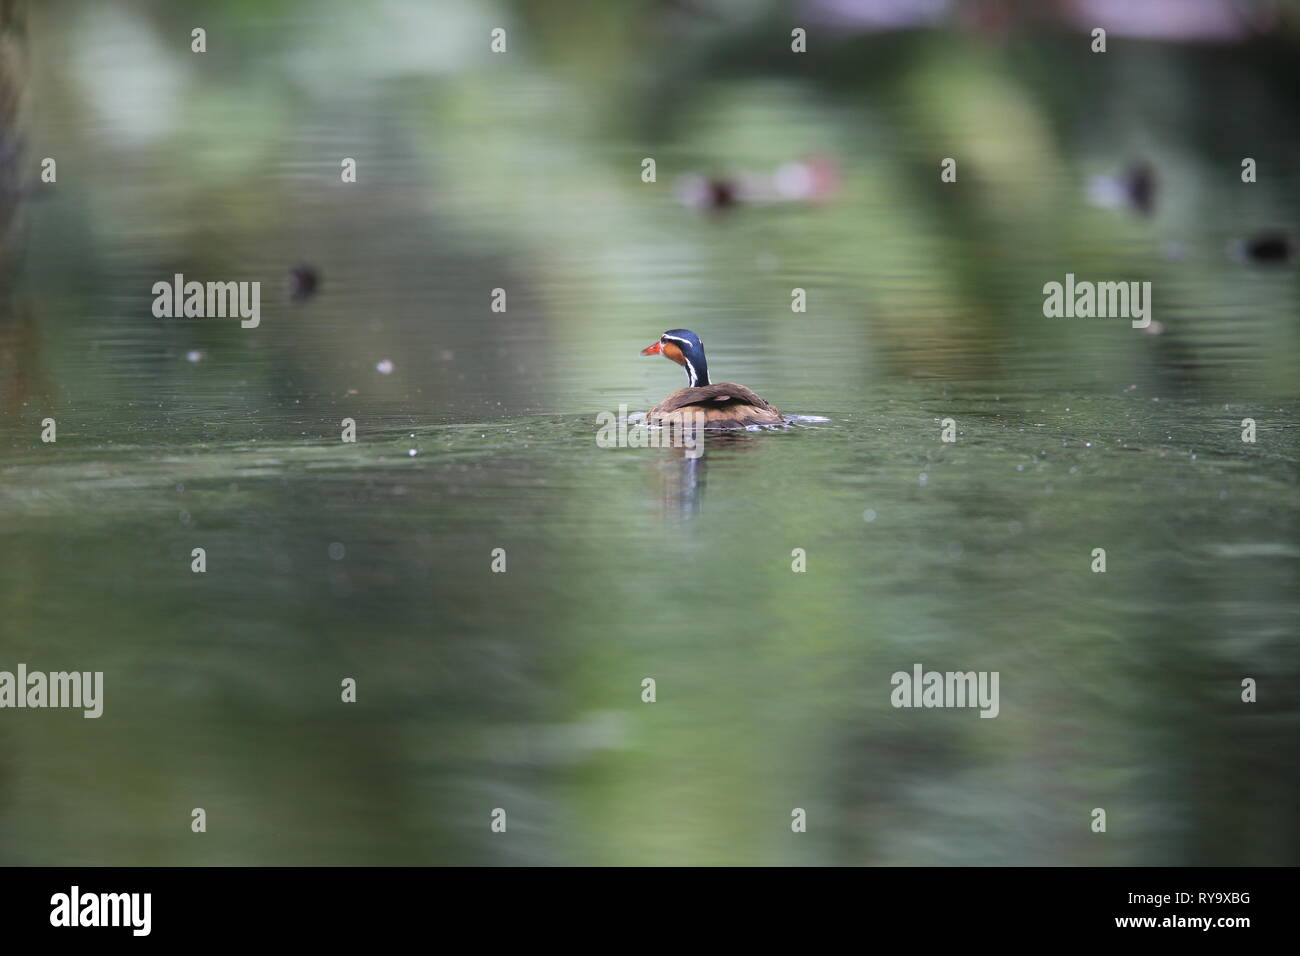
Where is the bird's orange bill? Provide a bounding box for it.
[640,342,662,355]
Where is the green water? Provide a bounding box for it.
[0,2,1297,865]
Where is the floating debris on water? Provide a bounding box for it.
[288,264,320,301]
[1230,230,1294,264]
[677,156,840,212]
[1087,160,1156,216]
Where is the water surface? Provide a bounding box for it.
[1,1,1297,865]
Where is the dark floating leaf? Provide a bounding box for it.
[1124,161,1156,217]
[705,178,737,210]
[1086,160,1156,217]
[288,264,320,301]
[1240,231,1294,264]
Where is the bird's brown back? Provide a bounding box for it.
[651,383,777,414]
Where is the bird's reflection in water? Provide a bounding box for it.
[650,425,761,522]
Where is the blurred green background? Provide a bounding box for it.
[0,0,1297,864]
